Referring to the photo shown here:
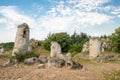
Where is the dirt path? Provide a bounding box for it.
[0,63,120,80]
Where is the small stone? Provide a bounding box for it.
[38,64,45,69]
[2,60,10,67]
[24,57,38,65]
[17,78,23,80]
[14,64,19,67]
[66,61,83,69]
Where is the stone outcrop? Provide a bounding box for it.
[66,53,72,60]
[82,41,89,53]
[65,53,83,69]
[48,57,65,68]
[89,37,101,59]
[50,41,61,58]
[29,39,41,48]
[0,45,4,54]
[82,37,102,59]
[24,57,38,65]
[38,64,45,69]
[28,45,33,52]
[12,23,30,56]
[39,56,48,63]
[48,41,64,68]
[66,60,83,69]
[48,43,83,69]
[101,38,112,52]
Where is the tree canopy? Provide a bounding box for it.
[43,32,89,53]
[111,27,120,53]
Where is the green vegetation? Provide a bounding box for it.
[111,27,120,53]
[11,52,40,62]
[43,32,72,52]
[43,32,89,53]
[0,42,14,51]
[70,32,89,53]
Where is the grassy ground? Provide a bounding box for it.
[0,47,120,80]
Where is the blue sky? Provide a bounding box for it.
[0,0,120,43]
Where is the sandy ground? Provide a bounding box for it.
[0,63,120,80]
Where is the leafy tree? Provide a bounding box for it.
[111,27,120,53]
[71,31,89,44]
[100,35,108,39]
[69,41,85,53]
[44,32,89,53]
[43,32,72,52]
[70,31,89,53]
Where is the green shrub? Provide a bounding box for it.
[43,32,72,52]
[69,43,82,53]
[69,40,87,53]
[111,27,120,53]
[0,42,14,51]
[70,32,89,53]
[11,52,40,62]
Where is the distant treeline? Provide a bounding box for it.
[0,42,14,51]
[0,27,120,54]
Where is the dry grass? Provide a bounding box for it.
[0,49,120,80]
[103,69,120,80]
[33,46,50,56]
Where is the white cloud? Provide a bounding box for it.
[0,6,37,30]
[0,6,41,42]
[43,0,112,29]
[68,0,111,11]
[110,7,120,18]
[0,0,119,42]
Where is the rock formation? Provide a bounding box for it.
[82,41,89,53]
[89,37,101,59]
[48,57,65,68]
[48,42,83,69]
[0,45,4,54]
[101,38,112,52]
[12,23,30,56]
[50,41,61,58]
[65,52,72,62]
[28,45,32,52]
[24,57,38,65]
[48,41,64,67]
[39,56,48,63]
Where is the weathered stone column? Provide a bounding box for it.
[12,23,29,56]
[50,41,61,58]
[89,37,101,59]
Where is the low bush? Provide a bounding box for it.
[11,52,40,62]
[0,42,14,51]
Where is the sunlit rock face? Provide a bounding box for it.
[89,37,101,59]
[50,41,61,58]
[101,38,112,52]
[82,41,89,53]
[0,45,4,54]
[12,23,30,56]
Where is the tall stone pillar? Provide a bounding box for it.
[89,37,101,59]
[12,23,30,56]
[50,41,61,58]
